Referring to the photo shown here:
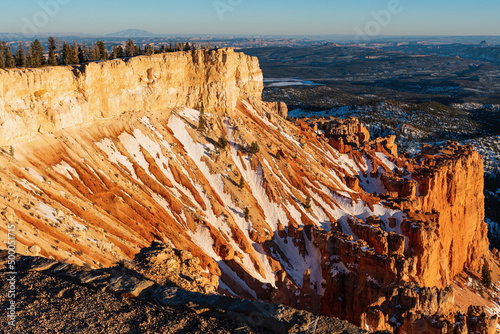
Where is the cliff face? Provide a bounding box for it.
[403,143,489,287]
[0,51,497,333]
[0,49,263,145]
[304,117,496,332]
[309,117,490,287]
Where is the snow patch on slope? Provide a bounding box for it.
[170,110,277,286]
[95,138,137,180]
[53,161,80,180]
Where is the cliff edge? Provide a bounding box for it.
[0,48,263,145]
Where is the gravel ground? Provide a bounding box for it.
[0,270,273,334]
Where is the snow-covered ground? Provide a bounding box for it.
[264,78,323,88]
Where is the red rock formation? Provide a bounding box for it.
[294,118,494,332]
[324,117,370,149]
[398,305,498,334]
[315,117,490,290]
[265,101,288,118]
[400,142,489,288]
[369,136,398,157]
[345,175,360,191]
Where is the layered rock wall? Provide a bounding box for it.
[0,48,263,145]
[401,143,489,287]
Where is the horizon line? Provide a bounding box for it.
[1,32,500,38]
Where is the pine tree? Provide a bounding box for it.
[79,43,88,63]
[238,176,245,189]
[30,39,44,67]
[117,45,124,58]
[276,150,281,160]
[184,42,191,51]
[62,42,77,65]
[168,40,173,52]
[125,39,135,57]
[0,42,5,69]
[35,39,44,65]
[482,262,492,288]
[26,45,33,68]
[15,42,26,67]
[144,44,154,56]
[47,37,58,66]
[88,44,98,62]
[305,195,312,209]
[4,45,15,68]
[217,136,228,149]
[244,207,250,221]
[72,42,80,63]
[112,45,124,59]
[56,37,61,65]
[61,42,70,64]
[198,108,206,132]
[96,40,108,60]
[249,141,260,154]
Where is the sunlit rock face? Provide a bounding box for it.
[0,48,263,146]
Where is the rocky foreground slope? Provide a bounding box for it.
[0,248,377,334]
[0,49,498,333]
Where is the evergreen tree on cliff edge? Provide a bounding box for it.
[47,37,58,66]
[15,41,26,67]
[0,42,5,69]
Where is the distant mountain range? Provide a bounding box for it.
[0,30,499,46]
[0,29,160,40]
[0,32,94,40]
[105,29,158,38]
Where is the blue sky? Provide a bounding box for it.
[1,0,499,36]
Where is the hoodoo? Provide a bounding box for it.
[0,49,497,333]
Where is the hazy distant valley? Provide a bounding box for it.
[243,43,500,248]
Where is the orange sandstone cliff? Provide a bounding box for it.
[0,48,262,145]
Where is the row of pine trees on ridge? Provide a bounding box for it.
[0,37,214,69]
